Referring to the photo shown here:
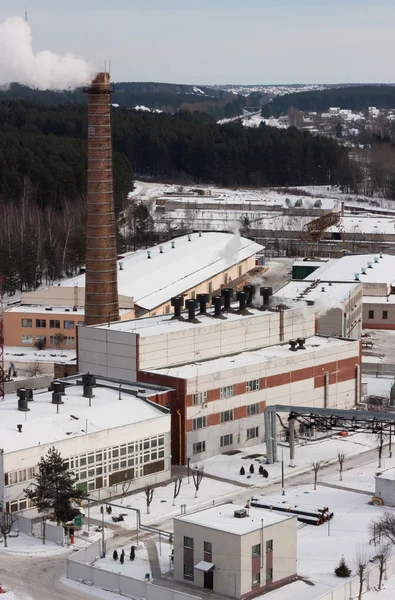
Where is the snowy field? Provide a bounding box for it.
[4,346,76,365]
[192,433,378,487]
[94,542,151,580]
[89,477,243,529]
[0,532,67,556]
[322,456,395,494]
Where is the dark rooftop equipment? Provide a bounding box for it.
[289,339,298,351]
[52,380,65,395]
[82,373,96,388]
[171,296,184,319]
[83,385,95,399]
[260,286,273,310]
[213,295,223,318]
[17,388,30,412]
[197,293,210,315]
[297,337,306,350]
[17,424,22,433]
[52,391,64,405]
[185,299,199,322]
[243,284,256,307]
[221,288,233,310]
[236,291,247,311]
[26,388,34,401]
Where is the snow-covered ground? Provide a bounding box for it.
[89,477,243,529]
[4,346,76,365]
[322,456,395,494]
[156,539,173,575]
[363,375,394,397]
[94,542,151,580]
[363,330,395,364]
[364,574,395,599]
[0,533,67,556]
[192,433,378,487]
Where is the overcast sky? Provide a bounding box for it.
[1,0,394,85]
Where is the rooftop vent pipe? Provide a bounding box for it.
[380,252,383,258]
[147,250,152,259]
[83,385,94,399]
[188,234,191,242]
[236,291,247,311]
[213,296,223,318]
[289,339,298,351]
[171,241,175,249]
[260,286,272,310]
[52,391,64,405]
[82,373,96,388]
[221,288,233,310]
[199,231,202,237]
[297,337,306,350]
[26,388,34,401]
[17,389,30,412]
[243,284,256,307]
[321,287,326,292]
[171,296,184,319]
[159,245,163,254]
[367,262,373,268]
[374,256,379,263]
[361,268,367,275]
[197,293,210,314]
[354,273,360,281]
[17,424,22,433]
[185,299,198,321]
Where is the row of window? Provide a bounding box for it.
[252,540,273,555]
[194,381,261,405]
[21,318,83,329]
[5,467,35,486]
[192,427,259,455]
[252,570,273,586]
[368,310,388,320]
[192,405,261,430]
[22,335,75,345]
[183,537,212,553]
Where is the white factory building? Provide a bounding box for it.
[173,503,297,598]
[0,376,172,514]
[303,253,395,330]
[273,279,363,339]
[77,294,362,464]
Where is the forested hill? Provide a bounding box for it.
[0,100,353,206]
[262,86,395,117]
[0,82,246,120]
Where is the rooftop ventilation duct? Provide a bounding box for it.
[260,286,272,310]
[171,296,184,319]
[52,391,64,405]
[17,424,23,433]
[17,388,30,412]
[361,268,367,275]
[213,295,223,318]
[374,256,379,263]
[199,231,202,237]
[367,262,373,268]
[197,293,210,315]
[26,388,34,401]
[171,241,175,249]
[354,273,360,281]
[82,373,96,388]
[188,234,191,242]
[243,284,256,307]
[380,252,383,258]
[185,299,198,322]
[297,337,306,350]
[221,288,233,310]
[159,245,163,254]
[236,291,247,312]
[52,380,65,396]
[289,339,298,351]
[234,509,247,519]
[147,250,152,259]
[321,287,326,292]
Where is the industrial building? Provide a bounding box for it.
[272,279,363,339]
[173,503,297,598]
[77,292,362,464]
[5,232,263,349]
[374,469,395,506]
[0,376,172,515]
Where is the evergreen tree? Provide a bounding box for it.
[24,447,86,540]
[334,555,352,577]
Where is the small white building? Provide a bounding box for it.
[375,469,395,506]
[0,376,171,514]
[174,503,297,598]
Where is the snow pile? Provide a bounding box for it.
[133,105,163,113]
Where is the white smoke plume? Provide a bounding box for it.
[219,223,242,263]
[0,16,93,90]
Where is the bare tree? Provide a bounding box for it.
[371,513,395,545]
[53,333,65,351]
[312,461,322,490]
[0,511,18,548]
[145,487,154,514]
[121,473,133,503]
[192,467,204,498]
[26,361,44,378]
[355,544,369,600]
[172,477,182,507]
[377,541,390,590]
[337,451,346,481]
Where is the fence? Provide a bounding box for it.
[13,514,64,545]
[4,375,53,395]
[315,554,395,600]
[67,540,201,600]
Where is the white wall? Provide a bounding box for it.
[78,326,137,380]
[375,476,395,506]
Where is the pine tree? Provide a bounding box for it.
[24,446,86,541]
[334,555,351,577]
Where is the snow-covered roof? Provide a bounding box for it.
[58,232,263,311]
[0,380,169,453]
[274,280,360,304]
[148,335,356,379]
[305,254,395,286]
[5,305,131,317]
[175,504,293,535]
[376,468,395,481]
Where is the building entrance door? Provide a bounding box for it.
[204,570,213,590]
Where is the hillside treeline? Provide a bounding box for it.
[262,86,395,117]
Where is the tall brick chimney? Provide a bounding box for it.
[84,72,119,326]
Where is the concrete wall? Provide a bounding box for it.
[14,514,33,536]
[78,326,138,379]
[21,287,134,310]
[375,475,395,506]
[67,540,201,600]
[4,375,53,395]
[363,301,395,329]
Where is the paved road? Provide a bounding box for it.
[0,444,385,600]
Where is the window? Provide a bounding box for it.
[383,311,388,320]
[247,427,259,440]
[220,409,234,423]
[266,568,273,582]
[208,281,213,294]
[238,265,242,277]
[252,543,261,556]
[9,472,18,485]
[184,565,194,579]
[266,540,273,552]
[78,321,85,326]
[22,334,32,344]
[368,310,374,319]
[246,379,260,392]
[193,391,207,406]
[18,470,27,483]
[165,305,170,314]
[192,416,207,430]
[35,319,46,328]
[49,320,60,329]
[21,318,32,328]
[247,403,260,417]
[220,434,233,447]
[64,336,75,346]
[252,573,261,587]
[204,541,212,554]
[193,441,206,455]
[184,536,194,549]
[191,291,196,300]
[220,385,234,399]
[64,320,75,330]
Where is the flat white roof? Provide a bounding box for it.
[175,504,293,535]
[58,232,263,311]
[305,254,395,285]
[5,305,131,316]
[363,296,395,304]
[274,280,360,304]
[293,259,330,268]
[148,335,354,378]
[376,468,395,481]
[0,382,169,454]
